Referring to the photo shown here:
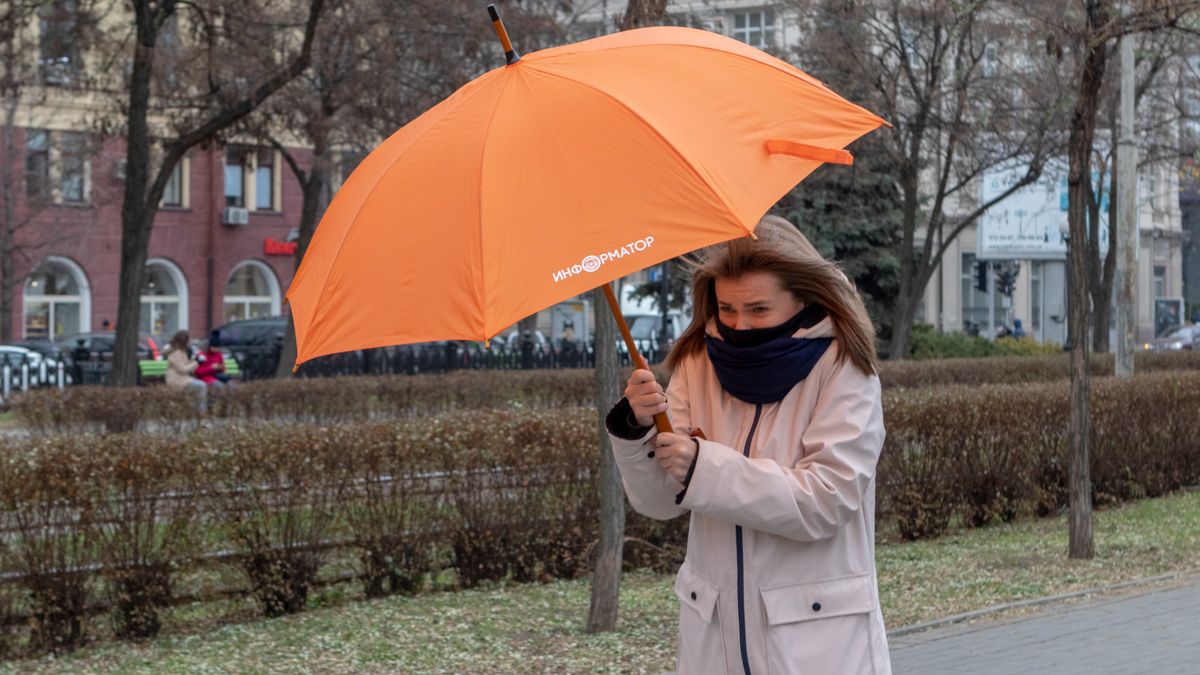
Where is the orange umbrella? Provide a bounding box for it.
[286,8,886,416]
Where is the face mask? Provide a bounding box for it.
[714,303,827,348]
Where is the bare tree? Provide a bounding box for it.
[1085,28,1199,353]
[1029,0,1200,559]
[94,0,326,386]
[797,0,1068,358]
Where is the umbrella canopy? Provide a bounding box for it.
[286,25,886,367]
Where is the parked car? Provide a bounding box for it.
[0,345,66,387]
[55,332,160,361]
[1142,324,1199,351]
[14,338,70,366]
[211,316,287,379]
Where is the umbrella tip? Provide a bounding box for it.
[487,4,521,65]
[291,363,300,374]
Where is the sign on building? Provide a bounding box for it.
[978,160,1109,260]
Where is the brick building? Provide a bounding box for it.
[11,128,311,343]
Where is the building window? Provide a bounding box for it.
[224,146,247,207]
[223,261,280,322]
[24,257,89,339]
[38,1,83,86]
[225,146,277,211]
[25,129,50,201]
[140,259,187,337]
[162,161,183,207]
[255,148,275,210]
[731,10,775,49]
[1154,265,1166,298]
[60,131,87,203]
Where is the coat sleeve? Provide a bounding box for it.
[679,348,885,542]
[606,364,694,521]
[167,350,197,376]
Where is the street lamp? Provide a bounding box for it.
[1059,221,1071,352]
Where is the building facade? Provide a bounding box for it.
[9,127,310,342]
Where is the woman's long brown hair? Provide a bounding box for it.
[666,215,878,376]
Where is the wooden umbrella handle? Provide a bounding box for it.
[602,283,674,434]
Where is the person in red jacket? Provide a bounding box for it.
[194,331,232,387]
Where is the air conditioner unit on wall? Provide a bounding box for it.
[223,206,250,226]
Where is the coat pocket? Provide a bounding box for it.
[674,560,726,674]
[759,573,877,675]
[674,560,719,623]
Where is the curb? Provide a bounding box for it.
[887,571,1196,639]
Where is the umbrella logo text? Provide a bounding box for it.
[553,235,655,283]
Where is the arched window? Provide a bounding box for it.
[24,256,90,339]
[141,258,188,337]
[223,260,280,322]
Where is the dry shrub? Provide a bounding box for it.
[0,439,95,654]
[878,388,959,540]
[81,435,202,640]
[208,425,346,618]
[338,424,437,598]
[418,409,599,587]
[878,350,1200,389]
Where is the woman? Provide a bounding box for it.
[165,330,207,414]
[194,331,231,387]
[607,215,890,675]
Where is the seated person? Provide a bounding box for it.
[194,331,232,386]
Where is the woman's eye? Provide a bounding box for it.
[753,307,769,313]
[719,307,733,313]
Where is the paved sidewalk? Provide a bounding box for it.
[890,580,1200,674]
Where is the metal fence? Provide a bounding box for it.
[37,339,671,387]
[0,353,67,403]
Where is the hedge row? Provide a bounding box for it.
[11,351,1200,432]
[3,370,1199,655]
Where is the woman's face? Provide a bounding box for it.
[714,271,804,330]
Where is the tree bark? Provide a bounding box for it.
[1,98,16,343]
[110,0,160,386]
[1065,0,1109,560]
[586,285,625,633]
[275,134,330,378]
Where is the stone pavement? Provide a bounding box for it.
[890,579,1200,674]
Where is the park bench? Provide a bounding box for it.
[138,352,242,384]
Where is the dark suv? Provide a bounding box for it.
[211,316,287,379]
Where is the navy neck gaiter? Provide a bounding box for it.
[705,305,832,404]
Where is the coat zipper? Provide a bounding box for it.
[736,403,763,675]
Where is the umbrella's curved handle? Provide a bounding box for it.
[602,283,674,435]
[766,139,854,165]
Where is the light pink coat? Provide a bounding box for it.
[610,317,891,675]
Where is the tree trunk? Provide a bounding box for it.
[276,140,330,378]
[1065,1,1108,560]
[1,100,15,343]
[888,155,923,360]
[586,284,625,633]
[889,293,916,360]
[111,2,159,387]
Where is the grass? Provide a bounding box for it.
[5,489,1199,674]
